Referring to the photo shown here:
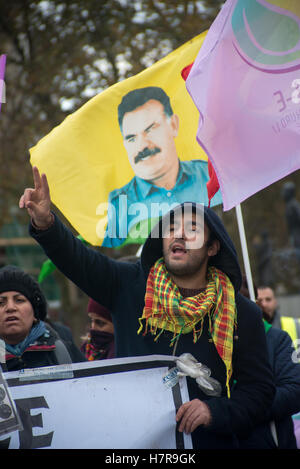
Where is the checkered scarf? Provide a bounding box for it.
[84,338,100,361]
[138,258,237,396]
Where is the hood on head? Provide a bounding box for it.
[141,202,242,292]
[87,298,112,322]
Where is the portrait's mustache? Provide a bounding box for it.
[134,146,161,164]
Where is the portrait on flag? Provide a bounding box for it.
[29,32,222,248]
[103,85,222,247]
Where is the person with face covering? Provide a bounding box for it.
[103,86,222,247]
[81,298,115,361]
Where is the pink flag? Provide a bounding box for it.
[0,54,6,113]
[186,0,300,210]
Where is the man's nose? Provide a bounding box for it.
[173,224,186,240]
[137,132,152,150]
[91,320,96,330]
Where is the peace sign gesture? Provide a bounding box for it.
[19,166,53,229]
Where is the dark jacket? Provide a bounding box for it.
[268,327,300,448]
[2,323,86,372]
[46,319,87,363]
[239,326,300,449]
[29,206,275,449]
[270,309,282,329]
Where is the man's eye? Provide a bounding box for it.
[146,123,158,133]
[184,224,195,232]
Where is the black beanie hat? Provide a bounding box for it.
[0,265,47,320]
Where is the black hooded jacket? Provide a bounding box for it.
[29,205,275,449]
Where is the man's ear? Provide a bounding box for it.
[208,239,220,257]
[170,114,179,137]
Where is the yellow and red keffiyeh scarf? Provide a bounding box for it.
[138,258,237,396]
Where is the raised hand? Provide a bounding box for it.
[19,166,53,229]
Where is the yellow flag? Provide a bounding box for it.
[30,31,221,247]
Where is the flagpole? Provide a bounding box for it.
[0,54,6,113]
[235,204,256,302]
[136,245,143,257]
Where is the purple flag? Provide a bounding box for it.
[0,54,6,113]
[186,0,300,210]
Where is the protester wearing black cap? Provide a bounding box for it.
[19,167,275,449]
[0,265,85,371]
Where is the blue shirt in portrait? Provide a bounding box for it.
[102,159,222,247]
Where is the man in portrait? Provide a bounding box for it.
[102,86,222,247]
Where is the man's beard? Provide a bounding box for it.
[262,311,272,323]
[163,249,208,277]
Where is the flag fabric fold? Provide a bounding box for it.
[206,159,220,205]
[186,0,300,211]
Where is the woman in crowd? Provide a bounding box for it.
[0,265,85,371]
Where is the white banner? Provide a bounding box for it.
[0,355,192,449]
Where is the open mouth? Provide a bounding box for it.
[5,316,19,323]
[171,244,187,255]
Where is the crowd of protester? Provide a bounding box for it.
[0,184,299,449]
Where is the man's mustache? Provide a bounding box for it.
[134,147,161,164]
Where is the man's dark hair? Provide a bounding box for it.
[118,86,174,132]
